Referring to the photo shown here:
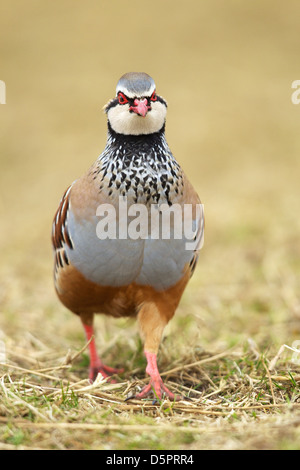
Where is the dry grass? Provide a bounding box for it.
[1,0,300,450]
[1,337,300,450]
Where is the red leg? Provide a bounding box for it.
[83,324,123,382]
[134,351,181,401]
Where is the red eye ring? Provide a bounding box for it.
[118,92,129,105]
[150,91,157,102]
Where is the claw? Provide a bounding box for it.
[124,394,136,402]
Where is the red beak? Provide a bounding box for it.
[129,98,150,117]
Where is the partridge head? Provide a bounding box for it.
[105,72,167,135]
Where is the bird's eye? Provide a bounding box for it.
[118,92,129,105]
[150,91,157,102]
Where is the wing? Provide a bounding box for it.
[182,174,204,278]
[187,205,204,277]
[51,184,74,285]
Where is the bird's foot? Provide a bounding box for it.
[89,361,124,383]
[133,377,182,402]
[126,350,182,402]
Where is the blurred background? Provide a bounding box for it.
[0,0,300,354]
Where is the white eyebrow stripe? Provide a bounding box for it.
[116,83,156,99]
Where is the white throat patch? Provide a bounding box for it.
[107,101,167,135]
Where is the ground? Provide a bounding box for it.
[0,0,300,450]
